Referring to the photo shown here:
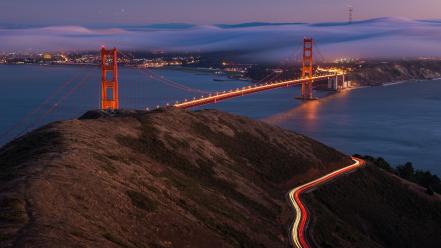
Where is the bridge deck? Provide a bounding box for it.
[174,74,343,109]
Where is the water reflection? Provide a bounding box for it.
[1,64,440,175]
[263,89,352,132]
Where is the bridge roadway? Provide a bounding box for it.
[174,74,345,109]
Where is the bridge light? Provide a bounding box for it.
[156,105,160,109]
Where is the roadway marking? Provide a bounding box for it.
[289,157,365,248]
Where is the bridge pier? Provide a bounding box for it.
[327,76,339,91]
[101,47,119,111]
[297,38,318,101]
[327,74,351,91]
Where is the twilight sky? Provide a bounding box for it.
[1,0,440,25]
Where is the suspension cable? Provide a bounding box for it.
[313,40,328,63]
[17,69,94,138]
[0,65,89,142]
[117,50,211,94]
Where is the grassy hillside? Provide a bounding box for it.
[0,108,352,248]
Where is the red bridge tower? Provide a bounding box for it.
[101,47,119,110]
[300,38,314,100]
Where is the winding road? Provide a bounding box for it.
[289,157,365,248]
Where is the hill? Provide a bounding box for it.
[303,164,441,248]
[1,108,440,247]
[349,60,441,86]
[0,108,352,248]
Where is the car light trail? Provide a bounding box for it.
[289,157,365,248]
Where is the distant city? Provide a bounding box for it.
[0,50,360,82]
[0,51,362,66]
[3,50,440,87]
[0,51,198,67]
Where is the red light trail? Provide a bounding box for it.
[289,157,366,248]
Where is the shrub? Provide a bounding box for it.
[356,155,441,194]
[126,190,157,212]
[396,162,415,180]
[426,186,434,196]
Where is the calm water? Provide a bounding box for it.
[1,65,440,175]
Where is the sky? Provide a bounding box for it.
[2,18,441,61]
[1,1,441,60]
[0,0,440,25]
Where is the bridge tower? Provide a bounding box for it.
[101,47,119,111]
[300,38,314,100]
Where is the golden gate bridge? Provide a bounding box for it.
[101,38,347,111]
[0,38,347,143]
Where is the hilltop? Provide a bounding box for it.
[0,108,351,247]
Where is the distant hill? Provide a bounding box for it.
[349,60,441,85]
[122,23,197,31]
[216,22,304,29]
[0,108,351,247]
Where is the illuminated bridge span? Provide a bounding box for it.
[100,38,348,111]
[0,37,350,145]
[173,74,345,109]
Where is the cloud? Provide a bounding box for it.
[1,17,441,62]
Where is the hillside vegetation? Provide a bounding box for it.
[304,164,441,248]
[0,108,351,248]
[349,60,441,85]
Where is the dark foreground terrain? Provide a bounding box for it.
[0,108,351,247]
[0,108,440,248]
[304,164,441,248]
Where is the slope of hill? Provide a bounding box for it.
[303,164,441,248]
[349,60,441,86]
[0,108,352,248]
